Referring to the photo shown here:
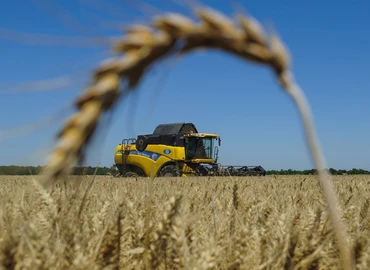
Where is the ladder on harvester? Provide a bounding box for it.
[119,138,136,176]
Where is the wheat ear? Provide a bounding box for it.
[39,7,353,269]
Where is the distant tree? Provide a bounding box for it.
[329,168,337,175]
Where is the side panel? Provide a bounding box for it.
[114,144,187,176]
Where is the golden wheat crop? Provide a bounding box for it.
[0,175,369,269]
[30,6,350,265]
[1,2,360,269]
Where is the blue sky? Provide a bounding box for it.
[0,0,369,171]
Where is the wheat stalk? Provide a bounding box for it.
[38,6,354,269]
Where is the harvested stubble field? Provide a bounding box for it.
[0,175,369,269]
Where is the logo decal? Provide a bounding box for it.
[163,149,171,154]
[130,150,161,161]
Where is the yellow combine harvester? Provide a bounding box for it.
[114,123,266,177]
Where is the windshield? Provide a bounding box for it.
[186,137,214,160]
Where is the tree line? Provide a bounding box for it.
[0,165,118,176]
[0,165,369,176]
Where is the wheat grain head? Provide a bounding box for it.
[37,5,354,270]
[39,8,289,185]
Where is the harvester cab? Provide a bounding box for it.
[114,123,221,177]
[183,131,221,163]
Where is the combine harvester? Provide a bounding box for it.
[113,123,266,177]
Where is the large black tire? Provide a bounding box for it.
[136,135,148,152]
[159,165,181,177]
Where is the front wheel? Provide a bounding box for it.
[159,165,181,177]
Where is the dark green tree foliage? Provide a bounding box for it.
[0,166,42,175]
[0,165,118,175]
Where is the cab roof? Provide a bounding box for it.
[152,123,198,135]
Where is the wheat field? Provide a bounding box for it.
[1,1,366,269]
[0,175,369,269]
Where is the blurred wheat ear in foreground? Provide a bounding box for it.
[36,3,354,269]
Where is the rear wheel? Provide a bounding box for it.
[159,165,181,177]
